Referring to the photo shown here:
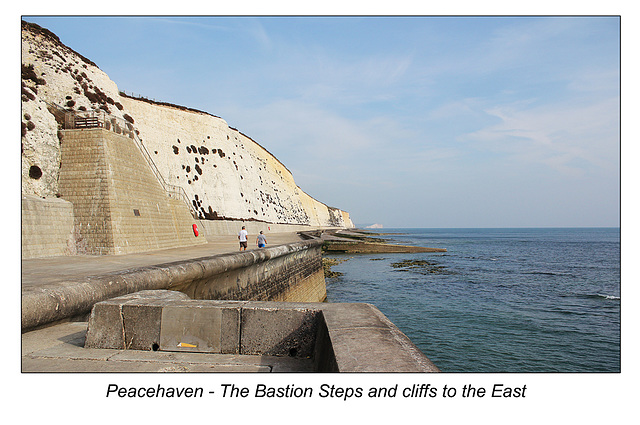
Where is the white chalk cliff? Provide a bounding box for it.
[21,21,353,229]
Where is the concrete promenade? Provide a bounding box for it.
[21,232,317,372]
[22,232,305,289]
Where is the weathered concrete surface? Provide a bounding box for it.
[240,306,320,358]
[22,322,314,372]
[75,291,440,373]
[21,195,75,258]
[21,233,441,372]
[85,291,192,350]
[58,129,206,256]
[22,233,304,288]
[21,235,322,331]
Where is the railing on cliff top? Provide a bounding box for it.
[47,102,197,218]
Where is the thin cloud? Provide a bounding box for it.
[464,96,619,176]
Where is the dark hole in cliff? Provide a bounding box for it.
[152,343,159,351]
[186,166,191,172]
[289,347,298,357]
[173,145,179,154]
[195,164,202,175]
[29,165,42,179]
[186,146,192,153]
[195,194,199,200]
[191,144,197,153]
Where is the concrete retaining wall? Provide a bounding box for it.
[84,290,440,372]
[22,239,326,331]
[58,128,205,255]
[171,240,326,303]
[198,220,330,237]
[21,195,75,259]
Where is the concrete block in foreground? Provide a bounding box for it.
[85,290,440,372]
[240,306,320,358]
[159,304,241,354]
[85,290,190,350]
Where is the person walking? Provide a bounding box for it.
[238,226,248,251]
[256,230,267,248]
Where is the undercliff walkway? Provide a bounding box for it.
[21,232,304,290]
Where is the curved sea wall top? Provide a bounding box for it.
[21,20,353,229]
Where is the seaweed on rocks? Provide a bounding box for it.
[322,258,350,278]
[390,259,453,275]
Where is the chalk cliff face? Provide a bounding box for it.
[21,21,353,228]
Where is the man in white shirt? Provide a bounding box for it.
[238,226,248,251]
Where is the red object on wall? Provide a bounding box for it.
[192,224,199,237]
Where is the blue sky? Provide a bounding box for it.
[22,16,620,228]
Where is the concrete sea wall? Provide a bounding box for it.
[21,195,75,258]
[22,239,325,331]
[83,290,440,372]
[57,128,205,256]
[170,240,326,303]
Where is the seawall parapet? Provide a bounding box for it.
[79,290,440,372]
[22,239,325,331]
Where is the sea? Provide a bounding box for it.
[324,227,621,373]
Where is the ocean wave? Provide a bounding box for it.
[595,293,620,300]
[565,293,621,301]
[524,271,575,277]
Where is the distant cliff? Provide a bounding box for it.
[21,20,353,229]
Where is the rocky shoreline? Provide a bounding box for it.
[321,229,447,254]
[319,229,447,278]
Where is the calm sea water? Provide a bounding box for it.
[324,228,620,372]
